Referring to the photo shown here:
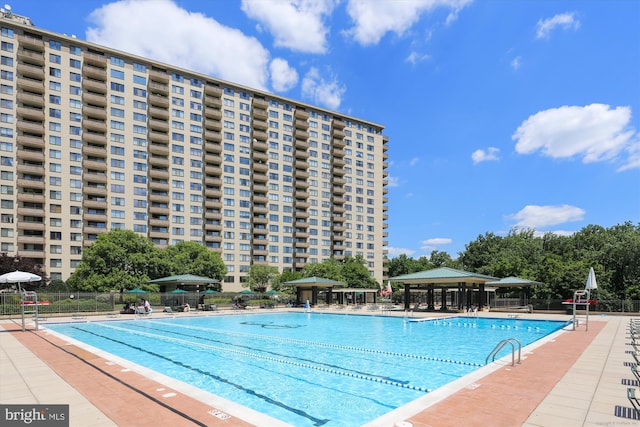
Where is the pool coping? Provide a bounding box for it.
[2,309,638,427]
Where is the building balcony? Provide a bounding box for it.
[17,78,44,94]
[205,143,222,155]
[295,139,309,150]
[17,192,44,203]
[82,104,107,120]
[17,62,44,79]
[149,130,169,143]
[82,78,107,94]
[17,48,44,64]
[82,91,107,107]
[204,129,222,142]
[83,185,107,197]
[149,193,170,205]
[205,85,222,97]
[82,64,107,80]
[83,119,107,133]
[204,106,222,120]
[332,128,345,139]
[252,151,268,162]
[294,169,309,179]
[148,118,169,132]
[149,93,170,108]
[16,149,44,162]
[149,142,169,156]
[149,106,169,120]
[17,178,44,190]
[17,91,44,107]
[17,234,45,244]
[294,118,308,130]
[149,81,169,96]
[149,168,169,179]
[83,131,107,144]
[149,68,170,84]
[17,34,45,51]
[16,120,44,134]
[294,129,309,140]
[17,134,44,148]
[16,163,44,174]
[253,162,268,173]
[82,199,108,210]
[294,108,309,120]
[253,129,268,142]
[17,206,44,216]
[84,159,107,170]
[252,117,267,130]
[252,97,268,109]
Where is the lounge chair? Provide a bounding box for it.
[163,306,176,315]
[134,306,150,316]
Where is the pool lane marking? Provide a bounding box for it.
[141,320,485,368]
[67,325,331,427]
[94,322,432,393]
[124,321,411,384]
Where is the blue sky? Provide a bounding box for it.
[10,0,640,258]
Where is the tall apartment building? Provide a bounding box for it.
[0,11,389,291]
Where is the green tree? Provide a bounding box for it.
[67,229,168,292]
[246,264,279,293]
[272,269,301,292]
[163,241,227,281]
[302,258,343,282]
[341,255,378,288]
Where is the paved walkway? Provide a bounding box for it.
[1,311,639,427]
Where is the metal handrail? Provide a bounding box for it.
[486,337,522,366]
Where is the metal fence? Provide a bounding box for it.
[0,290,267,316]
[1,290,639,316]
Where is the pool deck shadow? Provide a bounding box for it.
[2,310,639,427]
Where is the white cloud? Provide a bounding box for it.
[86,0,270,90]
[344,0,472,46]
[507,204,585,229]
[406,51,431,65]
[269,58,299,92]
[241,0,337,54]
[409,157,420,166]
[387,247,416,258]
[420,237,452,252]
[301,67,345,110]
[471,147,500,164]
[510,56,522,70]
[387,176,399,187]
[513,104,639,170]
[536,12,580,39]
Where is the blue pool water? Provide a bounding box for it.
[46,313,566,426]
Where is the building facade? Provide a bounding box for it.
[0,11,389,291]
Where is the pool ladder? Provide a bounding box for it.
[486,338,521,366]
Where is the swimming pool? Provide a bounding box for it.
[45,313,567,426]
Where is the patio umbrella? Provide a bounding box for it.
[239,289,253,294]
[126,288,147,294]
[202,289,219,294]
[264,290,279,295]
[585,267,598,291]
[0,270,42,288]
[169,288,188,305]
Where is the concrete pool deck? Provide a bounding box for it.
[1,309,639,427]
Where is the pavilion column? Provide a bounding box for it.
[458,283,465,310]
[428,284,435,310]
[479,283,486,309]
[404,284,411,310]
[326,287,333,304]
[312,286,318,305]
[440,287,447,311]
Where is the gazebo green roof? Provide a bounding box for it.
[485,276,542,287]
[284,276,345,287]
[148,274,220,284]
[388,267,497,285]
